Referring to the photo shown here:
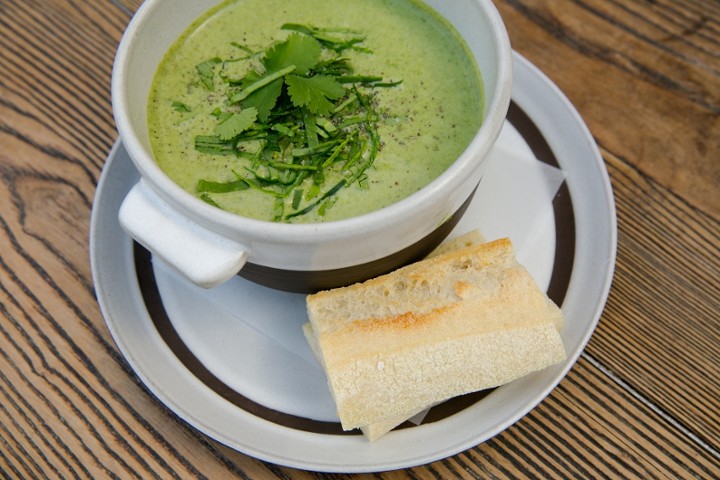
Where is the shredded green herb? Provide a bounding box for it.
[171,101,191,112]
[196,57,222,90]
[191,24,401,222]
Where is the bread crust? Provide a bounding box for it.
[306,237,566,433]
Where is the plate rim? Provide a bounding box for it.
[90,51,617,472]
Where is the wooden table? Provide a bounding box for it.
[1,0,718,478]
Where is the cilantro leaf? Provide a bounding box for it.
[240,77,283,121]
[196,57,221,90]
[281,24,366,52]
[286,75,345,115]
[229,65,294,105]
[263,33,321,74]
[171,101,191,112]
[214,108,258,140]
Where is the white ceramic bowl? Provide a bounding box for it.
[112,0,512,291]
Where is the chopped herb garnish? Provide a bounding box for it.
[214,108,258,140]
[171,101,191,112]
[194,135,236,155]
[196,57,222,90]
[192,25,401,221]
[285,74,345,115]
[280,24,368,52]
[230,42,256,55]
[199,192,221,208]
[264,33,321,74]
[197,178,250,193]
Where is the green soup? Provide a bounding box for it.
[148,0,484,223]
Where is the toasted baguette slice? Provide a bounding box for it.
[306,230,490,440]
[306,238,566,432]
[304,322,432,440]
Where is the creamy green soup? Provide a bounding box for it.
[148,0,483,223]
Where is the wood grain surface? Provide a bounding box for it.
[0,0,718,478]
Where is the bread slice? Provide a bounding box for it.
[363,229,488,439]
[305,237,566,434]
[303,322,427,440]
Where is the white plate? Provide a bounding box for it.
[90,52,616,472]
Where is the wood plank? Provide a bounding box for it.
[112,0,143,13]
[496,0,720,219]
[431,358,720,479]
[322,358,720,479]
[588,148,720,447]
[0,0,128,176]
[0,0,717,477]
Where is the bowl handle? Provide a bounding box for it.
[118,180,249,288]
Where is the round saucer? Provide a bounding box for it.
[90,52,616,472]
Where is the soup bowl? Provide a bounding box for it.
[112,0,512,292]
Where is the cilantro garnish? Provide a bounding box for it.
[285,74,345,115]
[214,108,258,140]
[280,24,368,52]
[190,25,401,221]
[195,57,222,90]
[264,32,321,74]
[171,101,191,112]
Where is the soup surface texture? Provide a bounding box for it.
[148,0,484,223]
